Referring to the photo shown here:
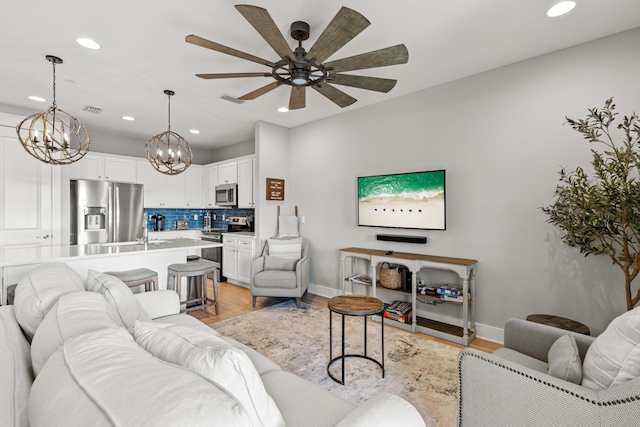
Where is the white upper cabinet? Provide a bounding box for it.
[185,165,203,208]
[218,161,237,184]
[69,153,136,182]
[136,160,185,208]
[203,164,218,208]
[237,158,254,208]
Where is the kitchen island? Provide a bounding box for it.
[0,238,222,305]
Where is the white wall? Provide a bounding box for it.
[255,121,290,252]
[284,27,640,336]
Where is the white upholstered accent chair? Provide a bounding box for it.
[250,237,310,308]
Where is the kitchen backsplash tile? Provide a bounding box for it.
[143,208,255,230]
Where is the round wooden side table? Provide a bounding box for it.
[526,314,590,335]
[327,294,385,385]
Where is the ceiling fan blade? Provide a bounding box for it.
[186,35,273,67]
[330,74,397,93]
[196,72,271,79]
[306,7,370,64]
[325,44,409,73]
[312,84,357,108]
[235,5,293,61]
[289,87,306,110]
[238,81,283,100]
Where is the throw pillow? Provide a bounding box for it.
[268,236,302,259]
[30,291,120,376]
[14,263,85,341]
[132,321,285,427]
[264,255,297,271]
[582,306,640,390]
[547,335,582,384]
[85,270,151,331]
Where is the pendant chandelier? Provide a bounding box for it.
[16,55,91,165]
[145,90,192,175]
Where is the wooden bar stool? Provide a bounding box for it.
[167,259,219,314]
[104,268,158,292]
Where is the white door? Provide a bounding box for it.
[0,113,60,246]
[104,157,136,182]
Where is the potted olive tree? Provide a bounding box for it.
[542,98,640,310]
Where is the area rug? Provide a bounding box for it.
[211,300,461,427]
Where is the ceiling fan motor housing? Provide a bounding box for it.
[290,21,310,41]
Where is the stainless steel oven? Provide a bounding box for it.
[201,231,226,282]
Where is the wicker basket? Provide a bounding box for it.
[379,263,403,290]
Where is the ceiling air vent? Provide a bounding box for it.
[82,105,103,114]
[219,93,245,105]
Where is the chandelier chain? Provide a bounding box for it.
[51,59,57,111]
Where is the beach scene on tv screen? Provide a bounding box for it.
[358,171,445,230]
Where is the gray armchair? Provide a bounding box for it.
[250,238,310,308]
[457,318,640,426]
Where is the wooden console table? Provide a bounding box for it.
[339,247,478,346]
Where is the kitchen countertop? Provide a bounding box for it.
[221,231,255,237]
[0,238,222,267]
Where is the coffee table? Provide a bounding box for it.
[327,294,385,385]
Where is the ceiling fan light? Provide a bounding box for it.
[291,69,309,86]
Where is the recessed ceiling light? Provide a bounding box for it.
[122,116,135,121]
[28,96,46,102]
[277,107,289,113]
[546,1,576,17]
[190,129,200,134]
[74,37,102,50]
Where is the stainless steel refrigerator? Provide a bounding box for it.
[70,179,145,245]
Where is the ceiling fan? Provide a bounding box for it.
[186,4,409,110]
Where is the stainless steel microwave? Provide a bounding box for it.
[215,183,237,206]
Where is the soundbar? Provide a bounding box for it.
[376,234,427,244]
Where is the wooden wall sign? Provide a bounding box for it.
[266,178,285,200]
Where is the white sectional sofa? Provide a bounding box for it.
[1,263,425,427]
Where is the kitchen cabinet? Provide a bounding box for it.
[203,164,218,208]
[222,234,255,284]
[185,165,203,208]
[0,114,61,246]
[69,153,136,182]
[136,160,185,208]
[217,161,237,184]
[237,158,254,208]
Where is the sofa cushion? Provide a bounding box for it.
[582,306,640,390]
[85,270,151,330]
[0,306,32,427]
[30,328,253,427]
[14,263,85,341]
[492,348,548,373]
[261,370,355,427]
[547,335,582,384]
[132,321,284,427]
[253,270,297,289]
[264,255,297,271]
[30,292,120,376]
[335,392,425,427]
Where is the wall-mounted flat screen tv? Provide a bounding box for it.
[357,169,446,230]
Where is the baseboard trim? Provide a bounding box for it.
[308,283,504,344]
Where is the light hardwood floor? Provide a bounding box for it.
[189,279,502,354]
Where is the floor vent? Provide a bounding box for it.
[82,105,103,114]
[219,94,245,104]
